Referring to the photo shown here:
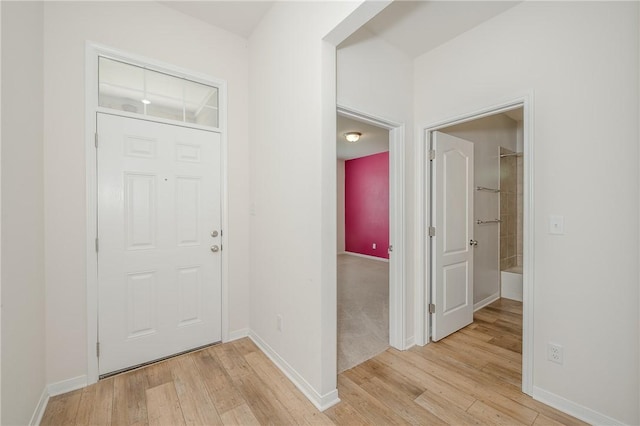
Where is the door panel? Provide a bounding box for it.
[97,113,222,375]
[432,131,474,341]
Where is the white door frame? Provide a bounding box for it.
[84,42,229,384]
[337,105,406,350]
[415,95,535,395]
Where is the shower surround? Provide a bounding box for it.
[500,147,523,271]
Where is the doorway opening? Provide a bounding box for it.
[336,106,405,372]
[423,100,533,394]
[337,114,389,373]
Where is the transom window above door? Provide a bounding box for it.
[98,56,219,128]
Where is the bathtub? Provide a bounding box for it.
[501,266,523,302]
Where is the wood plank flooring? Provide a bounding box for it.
[41,299,586,425]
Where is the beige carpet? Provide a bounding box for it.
[337,253,389,373]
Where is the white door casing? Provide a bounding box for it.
[97,113,222,375]
[431,131,474,341]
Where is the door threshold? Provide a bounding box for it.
[99,341,221,380]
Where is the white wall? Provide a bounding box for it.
[337,160,345,253]
[441,114,517,305]
[1,2,47,424]
[248,0,362,407]
[337,26,415,343]
[42,1,250,386]
[414,2,639,423]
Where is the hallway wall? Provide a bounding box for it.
[1,2,46,424]
[248,0,364,407]
[414,2,639,423]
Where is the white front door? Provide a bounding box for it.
[431,131,474,341]
[97,113,222,375]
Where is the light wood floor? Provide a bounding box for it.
[41,299,586,425]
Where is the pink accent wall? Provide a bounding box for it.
[345,151,389,259]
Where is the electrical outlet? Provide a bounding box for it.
[372,243,376,249]
[547,342,563,364]
[276,314,283,332]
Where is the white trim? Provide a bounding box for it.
[249,331,340,411]
[533,387,626,426]
[85,42,229,384]
[404,336,415,350]
[414,121,427,346]
[337,251,347,256]
[85,42,99,384]
[473,292,500,312]
[336,104,405,352]
[226,328,250,342]
[389,124,406,350]
[95,108,220,133]
[522,94,535,396]
[29,388,49,426]
[343,251,389,263]
[419,94,535,396]
[47,375,88,397]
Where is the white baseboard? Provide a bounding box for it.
[248,331,340,411]
[29,388,49,426]
[343,251,389,263]
[337,251,347,255]
[474,291,500,312]
[404,335,415,350]
[226,328,250,342]
[533,386,625,425]
[47,375,87,397]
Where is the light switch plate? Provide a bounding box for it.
[549,215,564,235]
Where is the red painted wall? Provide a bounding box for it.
[345,151,389,259]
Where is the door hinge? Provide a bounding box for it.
[95,133,98,148]
[428,303,436,314]
[428,226,436,237]
[429,150,435,161]
[96,342,100,357]
[95,237,99,253]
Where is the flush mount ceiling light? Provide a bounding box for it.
[141,99,151,105]
[344,132,362,143]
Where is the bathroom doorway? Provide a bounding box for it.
[424,100,532,393]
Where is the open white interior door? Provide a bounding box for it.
[97,113,222,375]
[431,131,474,341]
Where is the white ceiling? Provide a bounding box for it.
[158,1,523,152]
[362,1,520,58]
[337,115,389,161]
[160,1,520,52]
[160,1,274,39]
